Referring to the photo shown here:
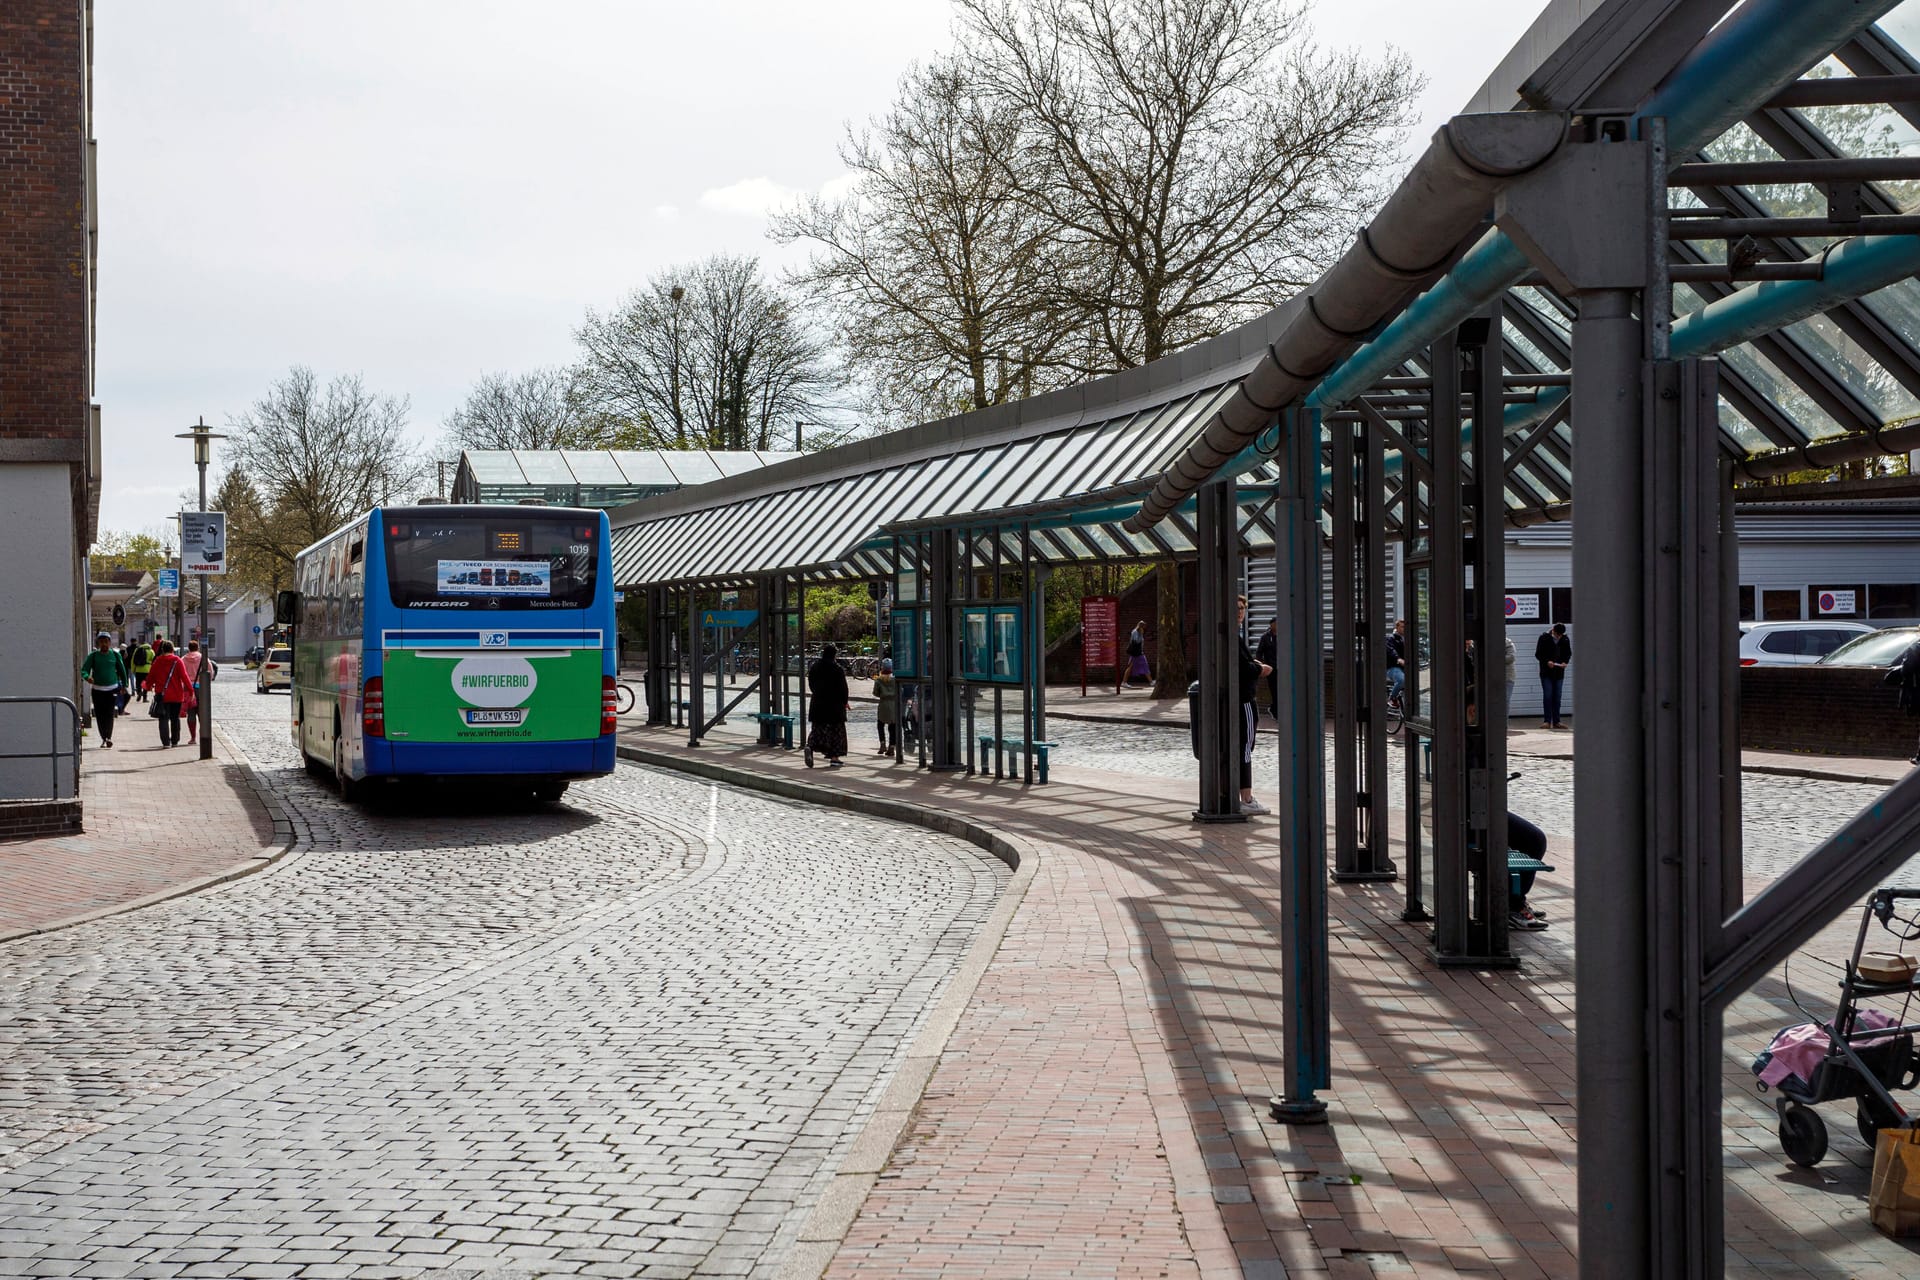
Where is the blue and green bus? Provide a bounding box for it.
[281,504,618,802]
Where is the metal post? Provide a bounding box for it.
[1330,416,1361,871]
[687,587,702,747]
[927,530,960,771]
[196,455,212,761]
[645,586,670,725]
[1428,329,1469,963]
[1359,418,1393,877]
[1193,479,1241,822]
[1271,406,1330,1123]
[1573,287,1650,1277]
[1457,312,1513,967]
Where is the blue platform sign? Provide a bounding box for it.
[701,609,757,628]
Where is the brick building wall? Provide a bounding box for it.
[1739,666,1919,760]
[0,1,96,801]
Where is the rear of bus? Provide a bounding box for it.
[362,505,617,790]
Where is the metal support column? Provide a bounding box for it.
[1193,479,1242,822]
[686,587,702,747]
[645,586,671,725]
[1358,418,1393,877]
[1573,286,1650,1277]
[1271,406,1330,1123]
[1428,329,1470,963]
[1644,357,1732,1275]
[1330,416,1362,871]
[1454,312,1515,967]
[927,530,961,771]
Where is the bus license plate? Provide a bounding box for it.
[464,708,527,725]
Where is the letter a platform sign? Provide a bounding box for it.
[701,609,758,628]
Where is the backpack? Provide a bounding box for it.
[133,643,152,668]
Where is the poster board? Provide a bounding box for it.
[1080,594,1119,695]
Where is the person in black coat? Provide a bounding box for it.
[1237,596,1273,815]
[805,644,851,768]
[1254,617,1279,722]
[1534,623,1571,730]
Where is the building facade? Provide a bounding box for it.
[0,2,97,799]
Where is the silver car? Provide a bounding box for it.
[1737,620,1877,667]
[1815,626,1920,669]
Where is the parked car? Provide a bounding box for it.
[255,647,293,693]
[1815,626,1920,669]
[1737,620,1878,666]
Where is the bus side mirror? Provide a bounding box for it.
[275,590,301,626]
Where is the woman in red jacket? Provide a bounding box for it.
[144,640,191,748]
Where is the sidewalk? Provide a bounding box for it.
[1043,686,1913,787]
[622,719,1919,1279]
[0,725,287,942]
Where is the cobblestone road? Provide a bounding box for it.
[1044,717,1911,883]
[0,693,1005,1279]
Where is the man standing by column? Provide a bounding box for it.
[1535,622,1571,730]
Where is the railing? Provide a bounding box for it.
[0,696,82,801]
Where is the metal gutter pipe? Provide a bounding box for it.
[1670,234,1920,355]
[1124,112,1570,532]
[1129,0,1903,533]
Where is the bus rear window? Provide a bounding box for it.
[385,517,598,610]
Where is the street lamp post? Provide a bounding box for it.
[177,417,226,762]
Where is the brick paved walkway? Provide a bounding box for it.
[622,721,1920,1279]
[0,723,282,941]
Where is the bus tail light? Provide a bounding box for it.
[602,676,618,736]
[363,676,385,738]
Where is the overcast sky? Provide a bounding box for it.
[93,0,1542,538]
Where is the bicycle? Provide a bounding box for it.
[613,681,636,715]
[1385,676,1406,736]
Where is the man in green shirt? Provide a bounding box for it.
[80,631,129,749]
[130,638,153,702]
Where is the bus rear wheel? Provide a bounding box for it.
[334,719,364,804]
[532,780,568,803]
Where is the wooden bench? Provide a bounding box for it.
[977,735,1058,784]
[745,710,798,749]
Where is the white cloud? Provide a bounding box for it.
[818,171,862,203]
[698,176,804,217]
[654,204,680,221]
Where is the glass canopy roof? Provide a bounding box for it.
[612,1,1920,587]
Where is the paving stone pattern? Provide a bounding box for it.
[1042,719,1911,882]
[0,693,1005,1278]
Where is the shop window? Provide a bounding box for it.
[1868,582,1920,620]
[1550,587,1573,625]
[1810,583,1865,619]
[1762,589,1802,620]
[1738,585,1756,621]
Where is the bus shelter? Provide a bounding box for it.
[614,2,1920,1273]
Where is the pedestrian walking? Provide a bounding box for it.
[79,631,128,749]
[1885,634,1920,765]
[129,637,154,703]
[804,644,850,769]
[1535,623,1572,730]
[1255,616,1280,721]
[179,641,205,745]
[1236,595,1273,815]
[872,659,898,755]
[1119,621,1150,691]
[144,640,190,747]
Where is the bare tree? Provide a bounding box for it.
[774,58,1079,425]
[209,466,291,595]
[222,367,423,576]
[574,255,839,451]
[441,367,611,454]
[958,0,1419,369]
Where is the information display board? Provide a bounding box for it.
[1080,595,1119,694]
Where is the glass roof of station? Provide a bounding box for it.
[612,1,1920,587]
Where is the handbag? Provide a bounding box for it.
[148,699,161,719]
[1872,1126,1920,1236]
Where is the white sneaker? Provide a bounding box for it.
[1239,799,1270,815]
